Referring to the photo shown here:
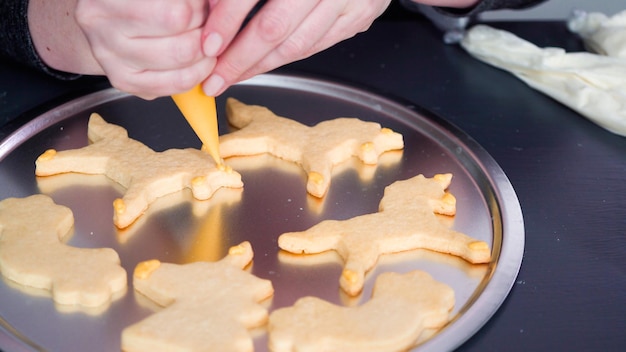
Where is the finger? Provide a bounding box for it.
[95,28,207,72]
[236,0,346,81]
[203,0,320,95]
[77,0,208,38]
[202,0,260,56]
[309,1,391,52]
[106,56,217,99]
[237,0,390,86]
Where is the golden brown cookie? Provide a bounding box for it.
[219,98,404,197]
[278,173,491,295]
[122,241,274,352]
[35,113,243,228]
[268,270,455,352]
[0,194,127,307]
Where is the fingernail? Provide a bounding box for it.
[203,32,223,57]
[203,74,225,96]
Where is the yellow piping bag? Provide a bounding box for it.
[171,84,223,165]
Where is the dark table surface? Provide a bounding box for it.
[1,7,625,352]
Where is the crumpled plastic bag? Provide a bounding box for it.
[460,23,626,137]
[568,10,626,59]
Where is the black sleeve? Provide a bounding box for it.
[0,0,80,79]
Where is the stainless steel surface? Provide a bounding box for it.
[0,74,523,352]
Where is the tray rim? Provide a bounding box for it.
[0,72,524,352]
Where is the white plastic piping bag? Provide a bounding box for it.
[568,10,626,59]
[461,24,626,137]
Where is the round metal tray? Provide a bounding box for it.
[0,73,524,352]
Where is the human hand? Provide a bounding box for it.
[74,0,216,99]
[200,0,393,96]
